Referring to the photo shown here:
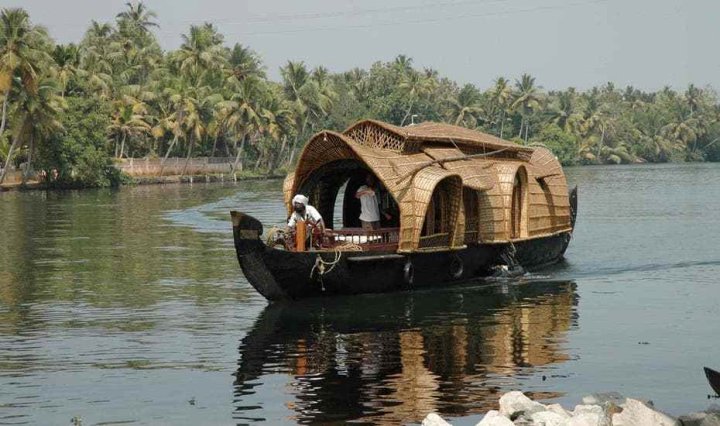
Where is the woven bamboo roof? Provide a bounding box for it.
[343,119,533,153]
[285,120,572,250]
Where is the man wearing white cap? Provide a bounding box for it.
[287,194,324,232]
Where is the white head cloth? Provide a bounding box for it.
[292,194,309,206]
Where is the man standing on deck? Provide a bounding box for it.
[355,174,390,230]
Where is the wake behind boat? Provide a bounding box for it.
[231,119,577,301]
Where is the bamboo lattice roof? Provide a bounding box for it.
[343,119,533,153]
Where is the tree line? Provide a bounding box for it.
[1,4,719,188]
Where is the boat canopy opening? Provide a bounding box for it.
[296,159,400,230]
[510,165,528,239]
[417,174,463,249]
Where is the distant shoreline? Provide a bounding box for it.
[0,171,284,192]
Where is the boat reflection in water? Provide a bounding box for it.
[234,280,578,424]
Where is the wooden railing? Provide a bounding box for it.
[328,227,400,251]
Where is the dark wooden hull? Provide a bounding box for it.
[233,187,577,302]
[705,367,720,396]
[233,220,574,302]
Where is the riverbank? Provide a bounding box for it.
[423,391,720,426]
[0,171,284,192]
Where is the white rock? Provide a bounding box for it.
[568,405,610,426]
[581,392,624,406]
[530,410,569,426]
[546,404,571,419]
[476,410,514,426]
[573,405,604,416]
[475,410,499,424]
[612,398,679,426]
[498,391,546,418]
[422,412,452,426]
[568,412,604,426]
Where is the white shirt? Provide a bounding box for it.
[356,185,380,222]
[287,205,323,228]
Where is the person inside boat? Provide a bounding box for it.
[287,194,325,233]
[355,174,391,230]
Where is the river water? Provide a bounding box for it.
[0,163,719,425]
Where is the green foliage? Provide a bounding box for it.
[3,3,720,191]
[532,124,579,166]
[73,146,126,188]
[37,96,123,187]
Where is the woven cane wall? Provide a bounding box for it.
[526,147,572,237]
[493,162,528,241]
[421,147,495,190]
[402,169,463,252]
[478,155,572,243]
[283,173,295,215]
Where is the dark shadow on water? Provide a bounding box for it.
[233,280,579,424]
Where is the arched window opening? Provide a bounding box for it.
[510,167,527,239]
[420,179,456,248]
[538,178,558,232]
[463,188,479,244]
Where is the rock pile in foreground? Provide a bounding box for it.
[421,391,720,426]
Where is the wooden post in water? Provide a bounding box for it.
[295,220,306,252]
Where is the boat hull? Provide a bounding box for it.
[232,211,574,301]
[705,367,720,396]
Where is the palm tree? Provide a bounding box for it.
[546,89,581,135]
[0,78,64,185]
[154,102,183,177]
[580,93,618,162]
[78,22,114,98]
[685,84,703,116]
[228,43,264,82]
[216,77,264,172]
[0,8,53,139]
[392,54,413,75]
[257,94,295,172]
[116,2,158,36]
[161,78,221,176]
[52,43,82,97]
[398,70,432,126]
[449,84,484,128]
[280,60,334,165]
[510,73,543,143]
[172,23,227,83]
[487,77,512,138]
[108,98,150,158]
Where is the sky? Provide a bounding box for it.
[3,0,719,91]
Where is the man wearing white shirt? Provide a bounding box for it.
[355,174,390,230]
[287,194,324,232]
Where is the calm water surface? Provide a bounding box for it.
[1,163,719,425]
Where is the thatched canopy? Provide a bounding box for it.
[285,120,572,252]
[344,119,534,154]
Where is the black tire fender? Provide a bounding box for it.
[450,255,464,279]
[403,260,414,286]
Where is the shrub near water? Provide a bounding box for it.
[38,96,124,188]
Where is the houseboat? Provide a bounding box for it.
[231,119,577,301]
